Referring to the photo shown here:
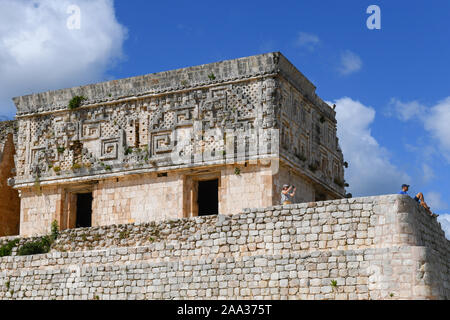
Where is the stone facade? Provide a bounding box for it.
[0,194,448,300]
[0,121,20,236]
[8,52,346,237]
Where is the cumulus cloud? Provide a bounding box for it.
[338,50,362,75]
[388,97,450,162]
[330,97,410,196]
[294,32,320,52]
[437,214,450,240]
[423,97,450,162]
[422,163,435,184]
[0,0,127,118]
[425,191,448,211]
[388,98,426,121]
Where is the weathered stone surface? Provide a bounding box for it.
[0,194,448,300]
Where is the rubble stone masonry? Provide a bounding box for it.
[0,194,448,300]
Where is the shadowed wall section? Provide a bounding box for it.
[0,122,20,236]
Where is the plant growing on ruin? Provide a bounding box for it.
[124,147,133,155]
[119,230,130,239]
[53,166,61,174]
[234,167,241,175]
[71,163,82,171]
[180,80,188,87]
[5,280,10,290]
[330,280,338,288]
[51,220,59,241]
[57,146,65,154]
[68,96,87,110]
[208,73,216,80]
[17,236,52,256]
[0,239,20,257]
[105,165,112,171]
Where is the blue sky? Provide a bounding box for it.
[0,0,449,236]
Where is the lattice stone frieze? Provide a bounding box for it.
[13,75,281,182]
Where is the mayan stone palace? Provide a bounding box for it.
[3,52,345,237]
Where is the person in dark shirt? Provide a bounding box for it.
[399,184,438,217]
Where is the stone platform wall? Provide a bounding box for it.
[0,194,448,300]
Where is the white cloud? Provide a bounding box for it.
[294,32,320,52]
[422,163,435,183]
[423,97,450,162]
[388,98,426,121]
[388,97,450,162]
[331,97,410,196]
[437,214,450,240]
[425,191,448,211]
[0,0,127,117]
[338,50,362,75]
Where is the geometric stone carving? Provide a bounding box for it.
[100,138,119,160]
[151,132,173,155]
[80,120,101,141]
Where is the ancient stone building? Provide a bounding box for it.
[9,52,345,237]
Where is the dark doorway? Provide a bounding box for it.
[76,193,93,228]
[197,179,219,216]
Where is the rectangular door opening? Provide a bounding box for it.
[76,192,93,228]
[197,179,219,216]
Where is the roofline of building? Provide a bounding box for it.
[12,52,334,118]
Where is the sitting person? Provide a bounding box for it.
[399,184,438,218]
[281,184,296,205]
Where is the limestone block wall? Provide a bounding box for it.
[219,164,274,216]
[93,173,183,226]
[19,186,62,237]
[0,194,448,300]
